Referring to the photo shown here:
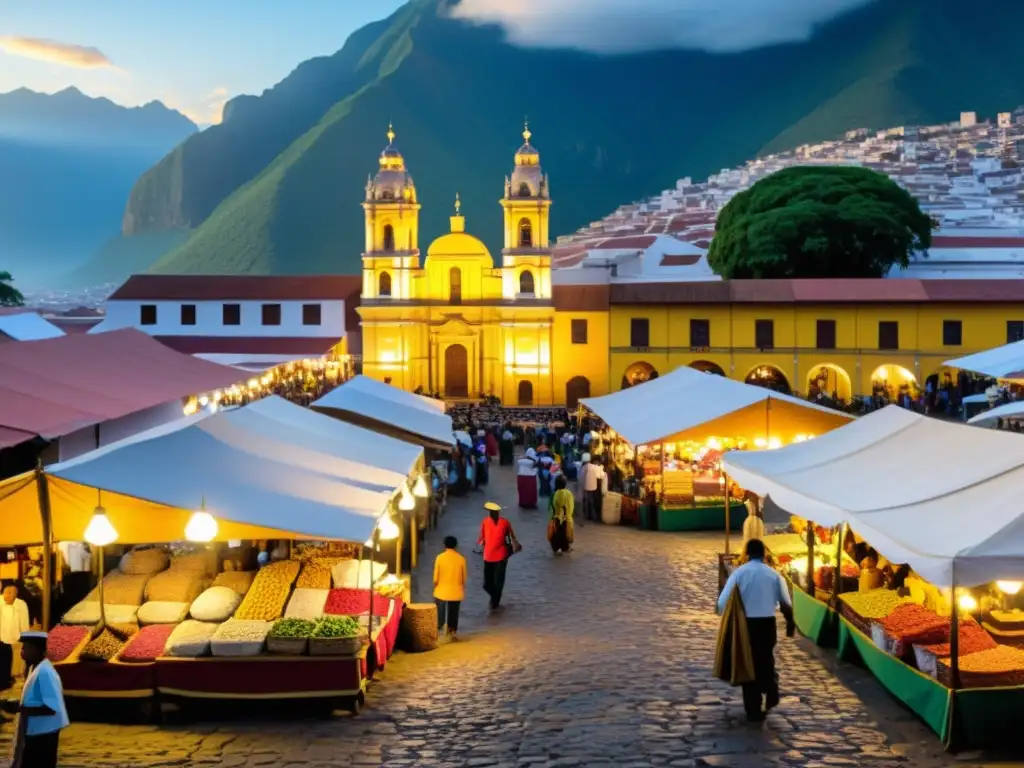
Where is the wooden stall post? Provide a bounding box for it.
[805,519,815,596]
[34,462,53,631]
[368,528,380,679]
[830,522,846,607]
[950,570,961,690]
[723,472,731,555]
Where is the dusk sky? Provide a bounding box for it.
[0,1,405,125]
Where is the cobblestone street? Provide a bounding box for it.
[33,465,1023,767]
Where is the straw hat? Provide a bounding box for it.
[484,502,502,513]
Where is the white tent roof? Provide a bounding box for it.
[47,397,408,543]
[967,400,1024,427]
[580,366,851,446]
[945,338,1024,381]
[312,376,454,449]
[0,312,64,341]
[722,406,1024,587]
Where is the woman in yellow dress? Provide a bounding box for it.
[549,475,575,554]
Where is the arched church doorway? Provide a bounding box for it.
[566,376,590,408]
[445,344,468,398]
[518,380,534,406]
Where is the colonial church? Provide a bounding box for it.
[357,123,561,405]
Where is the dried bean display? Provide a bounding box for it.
[80,629,126,662]
[838,589,909,620]
[164,620,220,657]
[296,558,341,590]
[47,625,89,663]
[210,619,272,657]
[234,560,300,621]
[190,586,243,622]
[324,588,391,617]
[120,624,176,663]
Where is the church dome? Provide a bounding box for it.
[507,123,548,200]
[426,195,494,264]
[366,124,417,203]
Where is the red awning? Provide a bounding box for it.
[0,329,247,449]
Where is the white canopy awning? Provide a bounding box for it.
[580,366,852,447]
[42,397,415,544]
[946,339,1024,381]
[312,375,454,450]
[967,400,1024,427]
[723,406,1024,587]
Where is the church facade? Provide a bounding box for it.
[357,124,578,406]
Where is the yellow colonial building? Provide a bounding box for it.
[357,126,1024,407]
[359,124,571,405]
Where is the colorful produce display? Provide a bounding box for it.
[80,626,137,662]
[190,586,243,622]
[164,620,219,657]
[880,604,947,641]
[212,570,255,595]
[919,622,997,659]
[312,615,362,638]
[119,624,176,663]
[296,558,341,590]
[210,619,272,657]
[270,618,316,638]
[324,588,391,617]
[47,625,89,663]
[145,570,205,603]
[234,560,300,621]
[284,588,329,620]
[954,645,1024,673]
[839,589,909,620]
[137,601,189,625]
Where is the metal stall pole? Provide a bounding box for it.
[723,473,731,555]
[830,522,846,608]
[805,518,815,596]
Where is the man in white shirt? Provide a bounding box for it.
[11,630,69,768]
[717,538,795,722]
[0,586,30,688]
[578,453,605,522]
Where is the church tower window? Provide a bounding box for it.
[518,218,533,248]
[519,270,535,295]
[383,224,395,252]
[518,182,531,198]
[379,271,392,297]
[450,267,462,304]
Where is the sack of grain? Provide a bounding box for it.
[164,620,219,657]
[85,570,151,606]
[62,601,138,626]
[331,559,387,589]
[284,588,329,620]
[119,546,169,576]
[212,571,256,596]
[190,586,243,622]
[137,601,190,625]
[296,559,342,590]
[145,570,205,603]
[210,619,272,657]
[169,550,216,578]
[234,561,300,621]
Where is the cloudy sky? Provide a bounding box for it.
[0,0,872,124]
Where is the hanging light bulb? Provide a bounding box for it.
[185,500,218,542]
[957,594,978,613]
[412,474,429,498]
[377,515,401,540]
[997,580,1023,595]
[398,484,415,511]
[84,505,118,547]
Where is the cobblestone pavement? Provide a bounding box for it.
[27,466,1024,766]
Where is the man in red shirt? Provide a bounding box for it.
[477,502,517,610]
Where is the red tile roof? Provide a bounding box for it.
[109,274,363,301]
[154,336,339,355]
[659,254,702,267]
[552,285,610,311]
[591,236,658,250]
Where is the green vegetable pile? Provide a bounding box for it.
[311,615,361,638]
[269,618,316,638]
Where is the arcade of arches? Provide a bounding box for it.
[807,364,852,402]
[744,365,791,395]
[871,364,919,402]
[622,362,659,389]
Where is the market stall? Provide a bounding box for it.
[723,406,1024,749]
[579,366,852,532]
[0,397,422,716]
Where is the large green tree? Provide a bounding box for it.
[707,166,933,279]
[0,272,25,307]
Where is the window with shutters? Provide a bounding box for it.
[690,319,710,348]
[571,319,588,344]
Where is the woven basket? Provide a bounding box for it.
[309,635,363,657]
[399,602,438,653]
[267,636,308,655]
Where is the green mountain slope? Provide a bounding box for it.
[129,0,1024,276]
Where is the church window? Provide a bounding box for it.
[518,218,533,248]
[382,224,395,252]
[450,267,462,304]
[518,182,531,197]
[379,272,392,297]
[519,270,535,295]
[380,189,394,200]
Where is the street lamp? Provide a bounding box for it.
[83,492,118,629]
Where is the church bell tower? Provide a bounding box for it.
[500,122,552,300]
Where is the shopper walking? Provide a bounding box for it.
[716,539,795,722]
[548,475,576,554]
[433,536,466,640]
[476,502,519,610]
[8,631,69,768]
